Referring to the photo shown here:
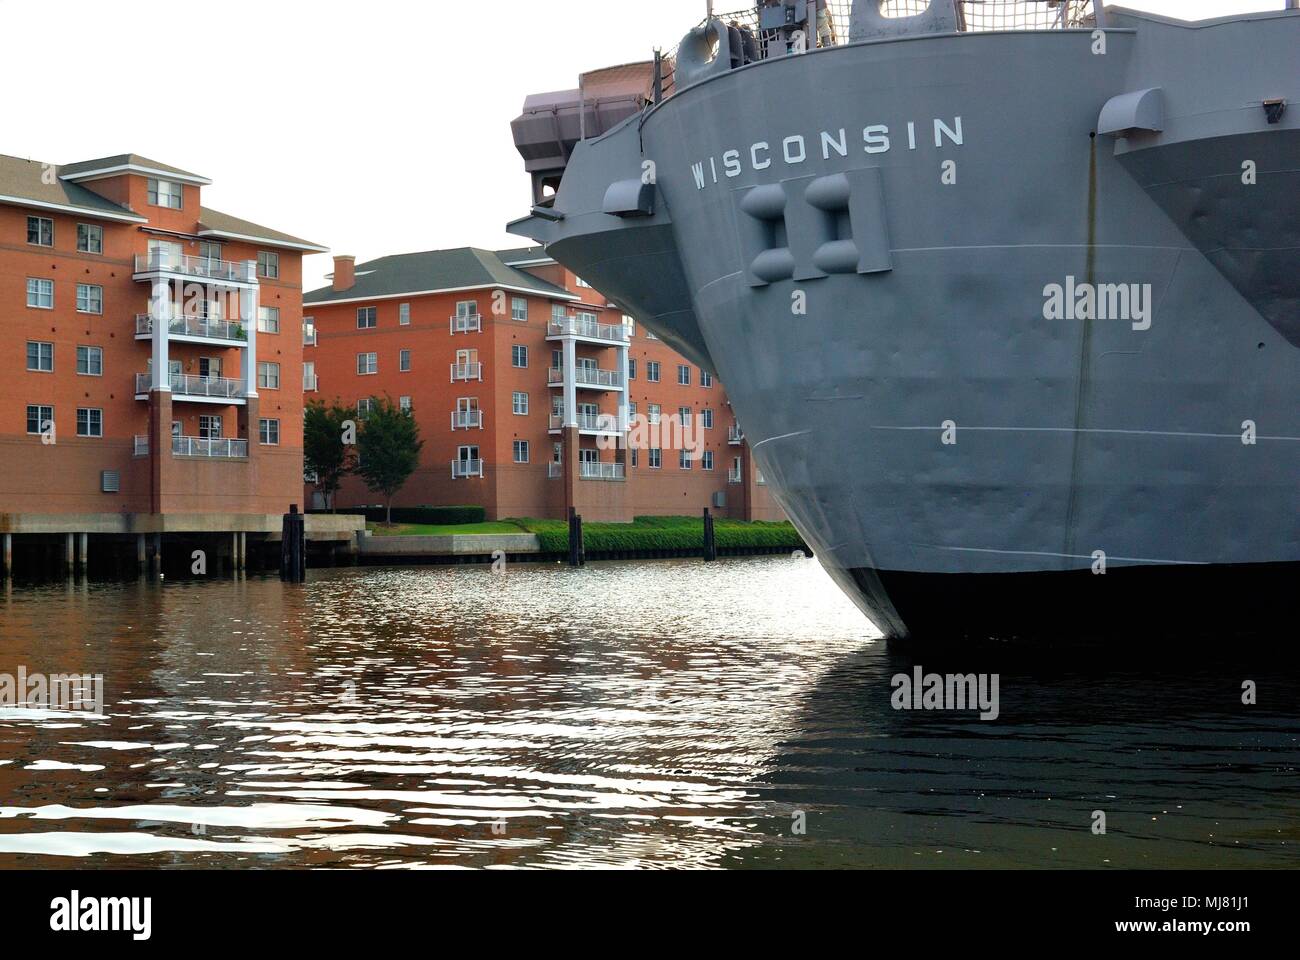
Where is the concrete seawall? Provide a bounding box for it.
[358,534,541,558]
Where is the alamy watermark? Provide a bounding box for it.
[1043,276,1152,331]
[891,666,999,721]
[0,666,103,714]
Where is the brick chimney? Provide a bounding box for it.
[332,255,356,292]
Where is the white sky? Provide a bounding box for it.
[0,0,1283,292]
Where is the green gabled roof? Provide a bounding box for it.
[0,153,146,222]
[198,207,327,253]
[304,247,575,305]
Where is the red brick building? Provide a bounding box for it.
[304,247,780,522]
[0,152,337,573]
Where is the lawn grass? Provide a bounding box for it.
[367,521,528,537]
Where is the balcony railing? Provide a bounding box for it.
[452,410,483,430]
[133,435,150,456]
[450,314,482,334]
[304,373,319,391]
[547,462,562,479]
[452,459,484,479]
[547,316,628,342]
[728,467,743,484]
[548,367,623,389]
[728,425,744,445]
[134,252,255,284]
[549,413,621,432]
[135,314,248,343]
[579,461,625,481]
[303,322,317,346]
[173,436,248,459]
[450,362,482,382]
[136,373,245,400]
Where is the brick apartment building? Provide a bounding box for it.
[0,152,351,575]
[303,247,780,522]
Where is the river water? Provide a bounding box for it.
[0,557,1295,869]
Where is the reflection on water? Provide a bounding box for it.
[0,558,1295,869]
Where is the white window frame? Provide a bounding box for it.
[648,447,662,469]
[399,302,411,325]
[357,352,378,376]
[511,297,528,322]
[399,349,412,372]
[512,344,528,368]
[259,418,280,446]
[513,439,530,463]
[257,361,281,390]
[26,341,54,373]
[27,216,54,247]
[77,223,103,254]
[26,404,54,435]
[77,345,103,377]
[76,283,103,315]
[147,178,183,209]
[512,391,529,416]
[27,278,54,309]
[677,364,691,386]
[357,306,378,329]
[257,250,280,279]
[257,305,280,334]
[77,407,104,437]
[646,361,660,383]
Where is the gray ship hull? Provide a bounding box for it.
[511,5,1300,643]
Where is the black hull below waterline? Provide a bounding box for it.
[846,561,1300,648]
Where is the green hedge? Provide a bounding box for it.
[511,516,804,554]
[334,505,488,526]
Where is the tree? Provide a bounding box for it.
[303,398,358,512]
[355,395,424,525]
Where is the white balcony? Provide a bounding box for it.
[451,362,483,382]
[452,459,484,479]
[579,461,625,481]
[133,435,150,457]
[728,466,743,484]
[135,313,248,346]
[450,314,482,334]
[548,366,623,391]
[136,373,247,404]
[451,410,483,430]
[134,252,257,286]
[547,462,562,479]
[728,425,744,445]
[173,436,249,459]
[547,315,628,344]
[548,413,622,434]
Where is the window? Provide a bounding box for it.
[259,418,280,445]
[77,223,103,254]
[703,450,715,471]
[575,276,591,288]
[199,356,223,380]
[628,401,637,417]
[623,314,635,336]
[76,283,103,315]
[702,408,714,429]
[257,306,280,334]
[631,448,639,468]
[648,448,662,469]
[77,345,103,376]
[27,216,53,247]
[303,319,317,345]
[199,415,223,439]
[357,306,377,329]
[679,406,692,427]
[648,403,661,425]
[257,361,281,390]
[455,300,478,319]
[26,341,53,372]
[511,297,528,321]
[399,349,411,372]
[399,396,412,413]
[147,178,183,209]
[26,405,54,435]
[303,361,317,391]
[513,440,530,463]
[27,278,53,309]
[679,449,693,470]
[257,251,279,279]
[399,303,410,325]
[628,358,637,380]
[646,329,659,340]
[677,364,691,386]
[551,349,563,370]
[646,361,660,383]
[701,370,713,388]
[553,442,563,463]
[357,352,378,375]
[357,398,374,418]
[512,391,529,415]
[512,345,528,368]
[551,303,567,322]
[198,241,223,264]
[77,408,103,438]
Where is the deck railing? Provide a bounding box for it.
[173,436,248,459]
[134,252,255,283]
[579,461,625,481]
